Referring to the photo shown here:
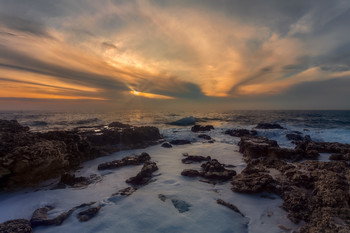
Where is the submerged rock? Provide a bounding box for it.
[169,117,196,126]
[97,152,151,170]
[0,219,32,233]
[191,125,214,132]
[112,187,137,196]
[30,206,73,227]
[158,194,191,213]
[216,199,245,217]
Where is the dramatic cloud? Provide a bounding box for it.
[0,0,349,109]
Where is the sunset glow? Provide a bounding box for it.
[0,0,349,109]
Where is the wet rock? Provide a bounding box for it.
[30,206,74,227]
[170,140,191,145]
[267,147,304,160]
[108,122,132,128]
[286,133,304,141]
[198,134,212,140]
[0,120,161,189]
[161,142,172,148]
[201,160,236,181]
[112,187,137,196]
[169,117,196,126]
[238,136,279,159]
[126,162,158,185]
[225,129,257,137]
[0,219,33,233]
[254,123,285,129]
[295,140,350,155]
[76,206,101,222]
[231,165,277,194]
[181,169,201,177]
[182,155,211,164]
[98,152,150,170]
[216,199,245,217]
[329,153,350,161]
[191,125,214,132]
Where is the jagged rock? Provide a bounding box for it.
[98,152,150,170]
[182,155,211,164]
[255,123,284,129]
[225,129,257,137]
[170,140,191,145]
[0,219,32,233]
[286,133,304,141]
[191,125,214,132]
[329,153,350,161]
[0,120,161,189]
[54,173,102,189]
[238,136,279,159]
[216,199,245,217]
[126,162,158,185]
[181,169,201,177]
[76,206,101,222]
[161,142,172,148]
[198,134,212,140]
[112,187,137,196]
[200,160,236,181]
[169,117,196,126]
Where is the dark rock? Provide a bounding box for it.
[191,125,214,132]
[169,117,196,126]
[158,194,167,202]
[0,119,161,189]
[108,122,131,128]
[198,134,212,140]
[30,206,73,227]
[216,199,245,217]
[201,160,236,181]
[126,162,158,185]
[0,219,32,233]
[255,123,284,129]
[286,133,304,141]
[238,136,279,159]
[98,152,151,170]
[231,172,277,194]
[112,187,137,196]
[181,169,201,177]
[76,206,101,222]
[225,129,257,137]
[182,155,211,164]
[161,142,172,148]
[170,140,191,145]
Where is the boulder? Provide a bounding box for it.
[181,169,201,177]
[169,117,196,126]
[200,160,237,181]
[182,155,211,164]
[191,125,214,132]
[238,136,279,159]
[161,142,172,148]
[30,206,73,227]
[198,134,212,140]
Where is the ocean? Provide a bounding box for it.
[0,110,349,233]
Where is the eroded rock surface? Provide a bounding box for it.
[0,219,32,233]
[98,152,150,170]
[126,161,158,185]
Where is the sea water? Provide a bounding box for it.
[0,110,349,232]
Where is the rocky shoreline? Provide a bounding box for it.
[1,120,350,232]
[0,120,161,190]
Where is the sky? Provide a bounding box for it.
[0,0,350,111]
